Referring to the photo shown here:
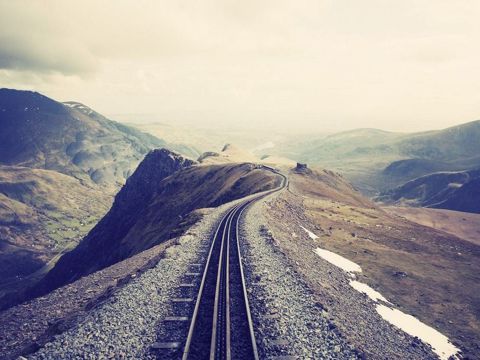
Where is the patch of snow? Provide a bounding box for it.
[312,240,460,359]
[376,305,460,360]
[301,226,319,240]
[349,280,390,303]
[314,248,362,273]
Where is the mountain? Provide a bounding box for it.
[0,89,196,186]
[272,120,480,198]
[379,169,480,213]
[0,165,112,296]
[31,149,281,297]
[0,88,195,300]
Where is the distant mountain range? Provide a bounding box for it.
[271,120,480,213]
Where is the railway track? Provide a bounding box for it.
[180,170,287,360]
[153,169,286,358]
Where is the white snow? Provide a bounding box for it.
[314,248,362,273]
[313,245,460,359]
[349,280,390,303]
[301,226,319,240]
[376,304,460,360]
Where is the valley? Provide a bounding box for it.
[268,121,480,212]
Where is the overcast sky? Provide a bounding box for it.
[1,0,479,132]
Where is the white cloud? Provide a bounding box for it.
[0,0,479,132]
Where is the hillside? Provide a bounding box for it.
[31,149,281,298]
[260,164,480,358]
[0,89,196,186]
[271,120,480,199]
[198,143,259,164]
[378,169,480,213]
[0,165,112,297]
[0,89,196,303]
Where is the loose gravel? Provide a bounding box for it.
[241,192,360,360]
[27,204,229,360]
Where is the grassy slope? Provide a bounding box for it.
[384,206,480,246]
[269,168,480,358]
[0,165,112,296]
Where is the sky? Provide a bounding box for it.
[0,0,479,133]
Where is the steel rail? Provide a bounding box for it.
[182,169,287,359]
[182,204,240,360]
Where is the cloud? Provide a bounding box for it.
[0,34,98,75]
[0,0,479,132]
[0,2,98,75]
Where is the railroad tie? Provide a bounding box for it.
[179,283,195,287]
[164,316,189,321]
[185,272,201,276]
[151,342,181,350]
[172,297,194,303]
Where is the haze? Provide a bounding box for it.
[1,0,479,132]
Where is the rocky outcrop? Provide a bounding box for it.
[294,162,312,174]
[31,149,195,296]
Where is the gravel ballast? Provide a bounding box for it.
[26,203,233,360]
[246,187,438,359]
[241,193,360,360]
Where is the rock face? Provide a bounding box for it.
[33,149,195,295]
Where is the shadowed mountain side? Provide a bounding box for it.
[31,150,280,297]
[0,89,196,186]
[437,178,480,213]
[378,169,480,213]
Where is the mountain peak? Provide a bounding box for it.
[63,101,96,116]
